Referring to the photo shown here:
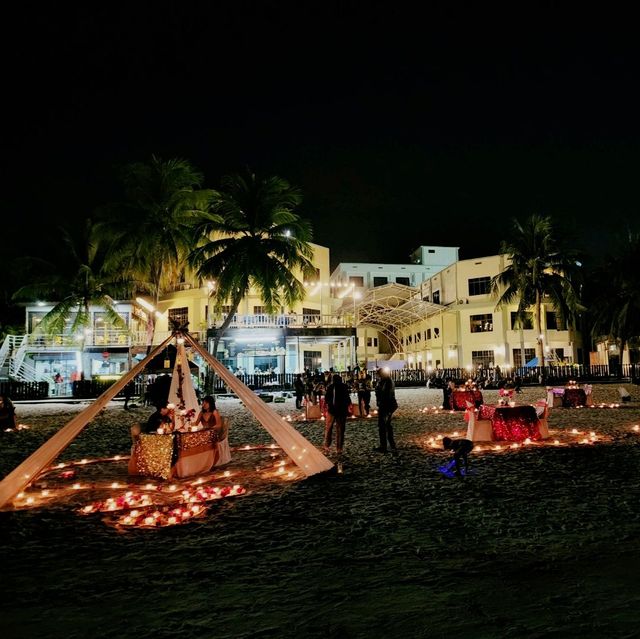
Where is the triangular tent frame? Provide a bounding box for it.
[0,330,333,510]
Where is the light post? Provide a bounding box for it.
[353,290,362,368]
[206,280,216,329]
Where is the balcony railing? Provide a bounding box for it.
[20,314,351,351]
[26,330,149,348]
[211,314,350,329]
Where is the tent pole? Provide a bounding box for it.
[0,334,175,510]
[183,332,334,477]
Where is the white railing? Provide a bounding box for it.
[211,314,349,329]
[25,330,148,348]
[0,335,26,370]
[9,357,43,383]
[9,335,31,380]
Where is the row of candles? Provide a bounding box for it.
[12,445,300,528]
[423,424,639,452]
[419,402,622,414]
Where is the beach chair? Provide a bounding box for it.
[465,403,493,442]
[534,400,550,439]
[584,384,593,405]
[619,386,632,402]
[214,417,232,466]
[306,403,322,419]
[546,387,563,408]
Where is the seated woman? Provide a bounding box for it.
[0,395,17,431]
[195,395,222,437]
[196,395,231,466]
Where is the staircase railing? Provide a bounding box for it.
[0,336,11,370]
[0,335,25,371]
[8,335,31,381]
[9,357,43,383]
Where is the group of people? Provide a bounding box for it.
[293,368,399,457]
[138,395,223,437]
[293,369,374,415]
[313,370,472,475]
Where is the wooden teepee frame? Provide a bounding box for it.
[183,332,334,476]
[0,331,333,510]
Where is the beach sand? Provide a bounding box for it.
[1,384,640,638]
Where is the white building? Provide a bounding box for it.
[329,246,460,368]
[332,249,581,372]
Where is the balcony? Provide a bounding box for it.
[210,314,350,329]
[25,330,149,349]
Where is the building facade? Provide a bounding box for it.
[361,253,582,372]
[330,246,460,368]
[0,242,585,391]
[0,302,148,392]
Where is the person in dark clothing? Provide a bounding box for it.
[123,380,136,410]
[150,374,172,407]
[294,374,305,410]
[442,379,456,410]
[0,395,17,431]
[142,401,175,434]
[442,437,474,477]
[357,371,372,416]
[324,374,352,454]
[373,368,398,453]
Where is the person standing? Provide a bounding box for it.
[443,378,456,410]
[324,374,351,454]
[0,395,17,431]
[123,380,136,410]
[374,368,398,453]
[293,374,305,410]
[357,371,372,416]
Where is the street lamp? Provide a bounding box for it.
[352,290,362,368]
[353,291,362,325]
[206,281,216,329]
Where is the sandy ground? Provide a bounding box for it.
[1,384,640,638]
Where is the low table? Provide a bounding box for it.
[129,429,218,479]
[469,404,541,441]
[451,389,484,410]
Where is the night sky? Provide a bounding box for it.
[2,3,639,269]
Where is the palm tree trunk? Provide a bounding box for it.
[209,293,243,395]
[211,293,243,358]
[535,292,544,364]
[535,292,545,384]
[618,338,627,379]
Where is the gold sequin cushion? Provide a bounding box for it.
[135,433,174,479]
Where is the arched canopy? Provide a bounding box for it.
[355,284,444,353]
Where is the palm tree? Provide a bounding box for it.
[12,219,130,374]
[491,214,583,368]
[189,171,317,357]
[590,232,640,377]
[96,155,212,312]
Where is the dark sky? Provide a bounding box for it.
[2,2,639,268]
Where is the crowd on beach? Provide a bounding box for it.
[0,368,478,478]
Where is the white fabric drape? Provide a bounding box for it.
[168,341,199,415]
[0,336,175,509]
[184,333,334,477]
